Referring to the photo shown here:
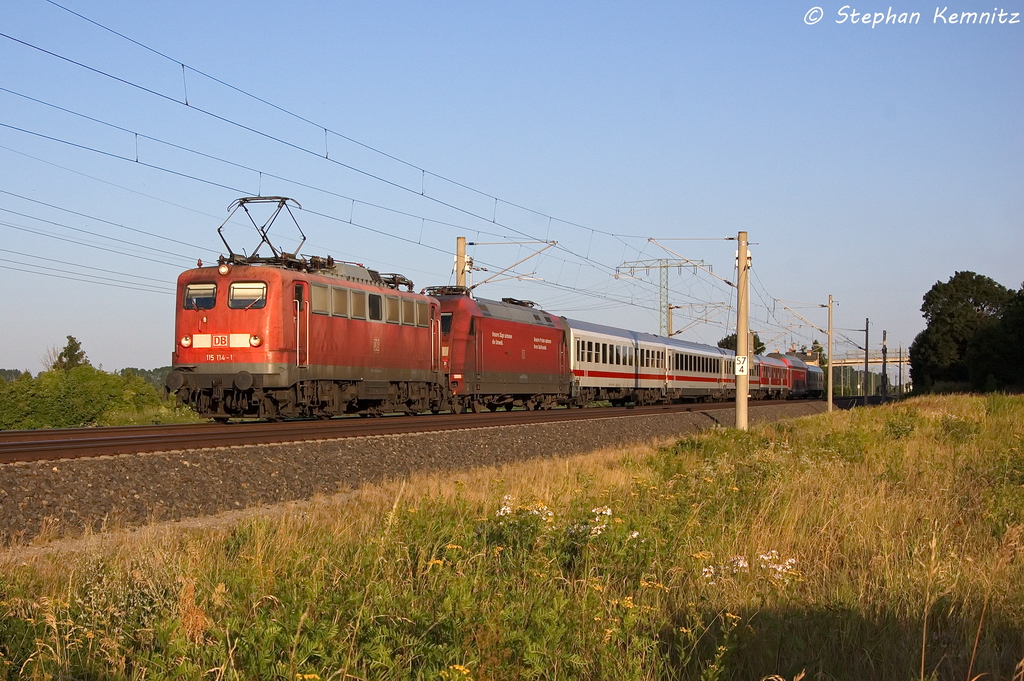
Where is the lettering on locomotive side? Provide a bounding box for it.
[533,336,551,351]
[491,330,512,346]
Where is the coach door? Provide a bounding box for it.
[293,281,309,368]
[430,305,440,373]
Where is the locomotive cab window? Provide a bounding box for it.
[440,312,453,334]
[228,282,267,309]
[183,283,216,310]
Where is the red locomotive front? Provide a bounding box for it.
[166,197,444,419]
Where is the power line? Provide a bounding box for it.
[0,219,186,269]
[0,94,660,306]
[0,260,173,294]
[40,0,655,243]
[0,247,172,286]
[0,30,660,289]
[0,120,663,311]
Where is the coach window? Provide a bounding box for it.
[601,343,607,364]
[311,284,329,315]
[416,301,429,328]
[587,341,593,363]
[440,312,452,334]
[332,287,349,317]
[351,290,367,319]
[228,282,267,310]
[183,283,217,310]
[368,294,383,321]
[402,299,416,326]
[385,296,400,324]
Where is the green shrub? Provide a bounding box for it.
[0,366,200,429]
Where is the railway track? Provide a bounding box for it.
[0,399,833,464]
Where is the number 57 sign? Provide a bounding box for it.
[734,355,748,376]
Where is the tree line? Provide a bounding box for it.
[0,336,192,429]
[909,271,1024,392]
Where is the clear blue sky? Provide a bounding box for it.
[1,0,1021,373]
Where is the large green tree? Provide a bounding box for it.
[717,332,766,355]
[964,285,1024,390]
[909,272,1012,389]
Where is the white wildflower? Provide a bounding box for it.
[497,495,515,517]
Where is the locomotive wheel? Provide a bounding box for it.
[504,403,514,411]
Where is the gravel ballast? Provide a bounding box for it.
[0,402,825,544]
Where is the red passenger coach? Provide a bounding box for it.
[166,197,444,419]
[429,289,571,412]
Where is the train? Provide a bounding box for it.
[165,197,824,419]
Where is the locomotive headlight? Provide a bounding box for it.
[218,263,231,275]
[249,334,262,347]
[180,335,193,348]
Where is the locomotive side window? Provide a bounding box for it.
[228,282,267,309]
[311,284,329,315]
[332,287,349,317]
[402,299,416,326]
[351,290,367,319]
[293,283,304,310]
[416,301,429,327]
[385,296,400,324]
[440,312,453,334]
[369,294,383,321]
[183,283,216,310]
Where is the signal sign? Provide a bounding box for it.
[735,355,748,376]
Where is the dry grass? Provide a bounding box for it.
[1,397,1023,680]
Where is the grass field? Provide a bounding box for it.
[1,394,1023,680]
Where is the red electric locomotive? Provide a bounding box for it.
[429,288,572,412]
[166,197,445,419]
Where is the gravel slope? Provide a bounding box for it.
[0,402,825,544]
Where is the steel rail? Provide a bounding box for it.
[0,399,840,465]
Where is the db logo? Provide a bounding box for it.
[213,335,229,347]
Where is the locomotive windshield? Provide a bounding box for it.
[183,283,216,310]
[228,282,267,309]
